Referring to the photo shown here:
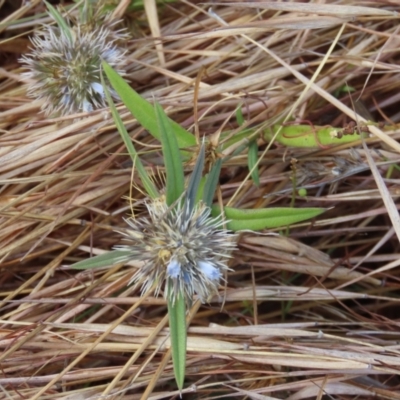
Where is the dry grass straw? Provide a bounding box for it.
[1,0,400,398]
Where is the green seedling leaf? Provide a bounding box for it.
[101,71,159,199]
[167,291,187,391]
[212,206,325,231]
[236,105,245,125]
[203,158,222,207]
[44,1,73,43]
[186,143,205,211]
[155,103,185,205]
[71,250,130,270]
[102,62,196,149]
[248,140,260,187]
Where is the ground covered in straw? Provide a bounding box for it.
[1,1,400,399]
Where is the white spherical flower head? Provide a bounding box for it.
[115,197,237,305]
[20,23,127,116]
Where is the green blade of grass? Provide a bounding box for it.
[248,139,260,187]
[102,62,196,149]
[70,250,130,270]
[236,105,245,125]
[167,292,187,391]
[154,103,187,390]
[212,206,325,231]
[155,102,185,205]
[44,0,73,43]
[203,158,222,208]
[101,70,159,199]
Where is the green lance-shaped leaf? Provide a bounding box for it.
[44,1,73,43]
[203,158,222,208]
[155,101,188,389]
[155,102,185,205]
[248,139,260,187]
[235,105,245,125]
[102,62,196,149]
[70,250,130,270]
[212,206,325,231]
[167,290,187,391]
[101,70,159,199]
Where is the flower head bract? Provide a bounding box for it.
[114,196,237,305]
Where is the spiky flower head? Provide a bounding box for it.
[114,196,237,305]
[20,10,127,116]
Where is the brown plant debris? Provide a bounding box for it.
[1,1,400,399]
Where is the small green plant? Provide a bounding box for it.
[70,61,326,390]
